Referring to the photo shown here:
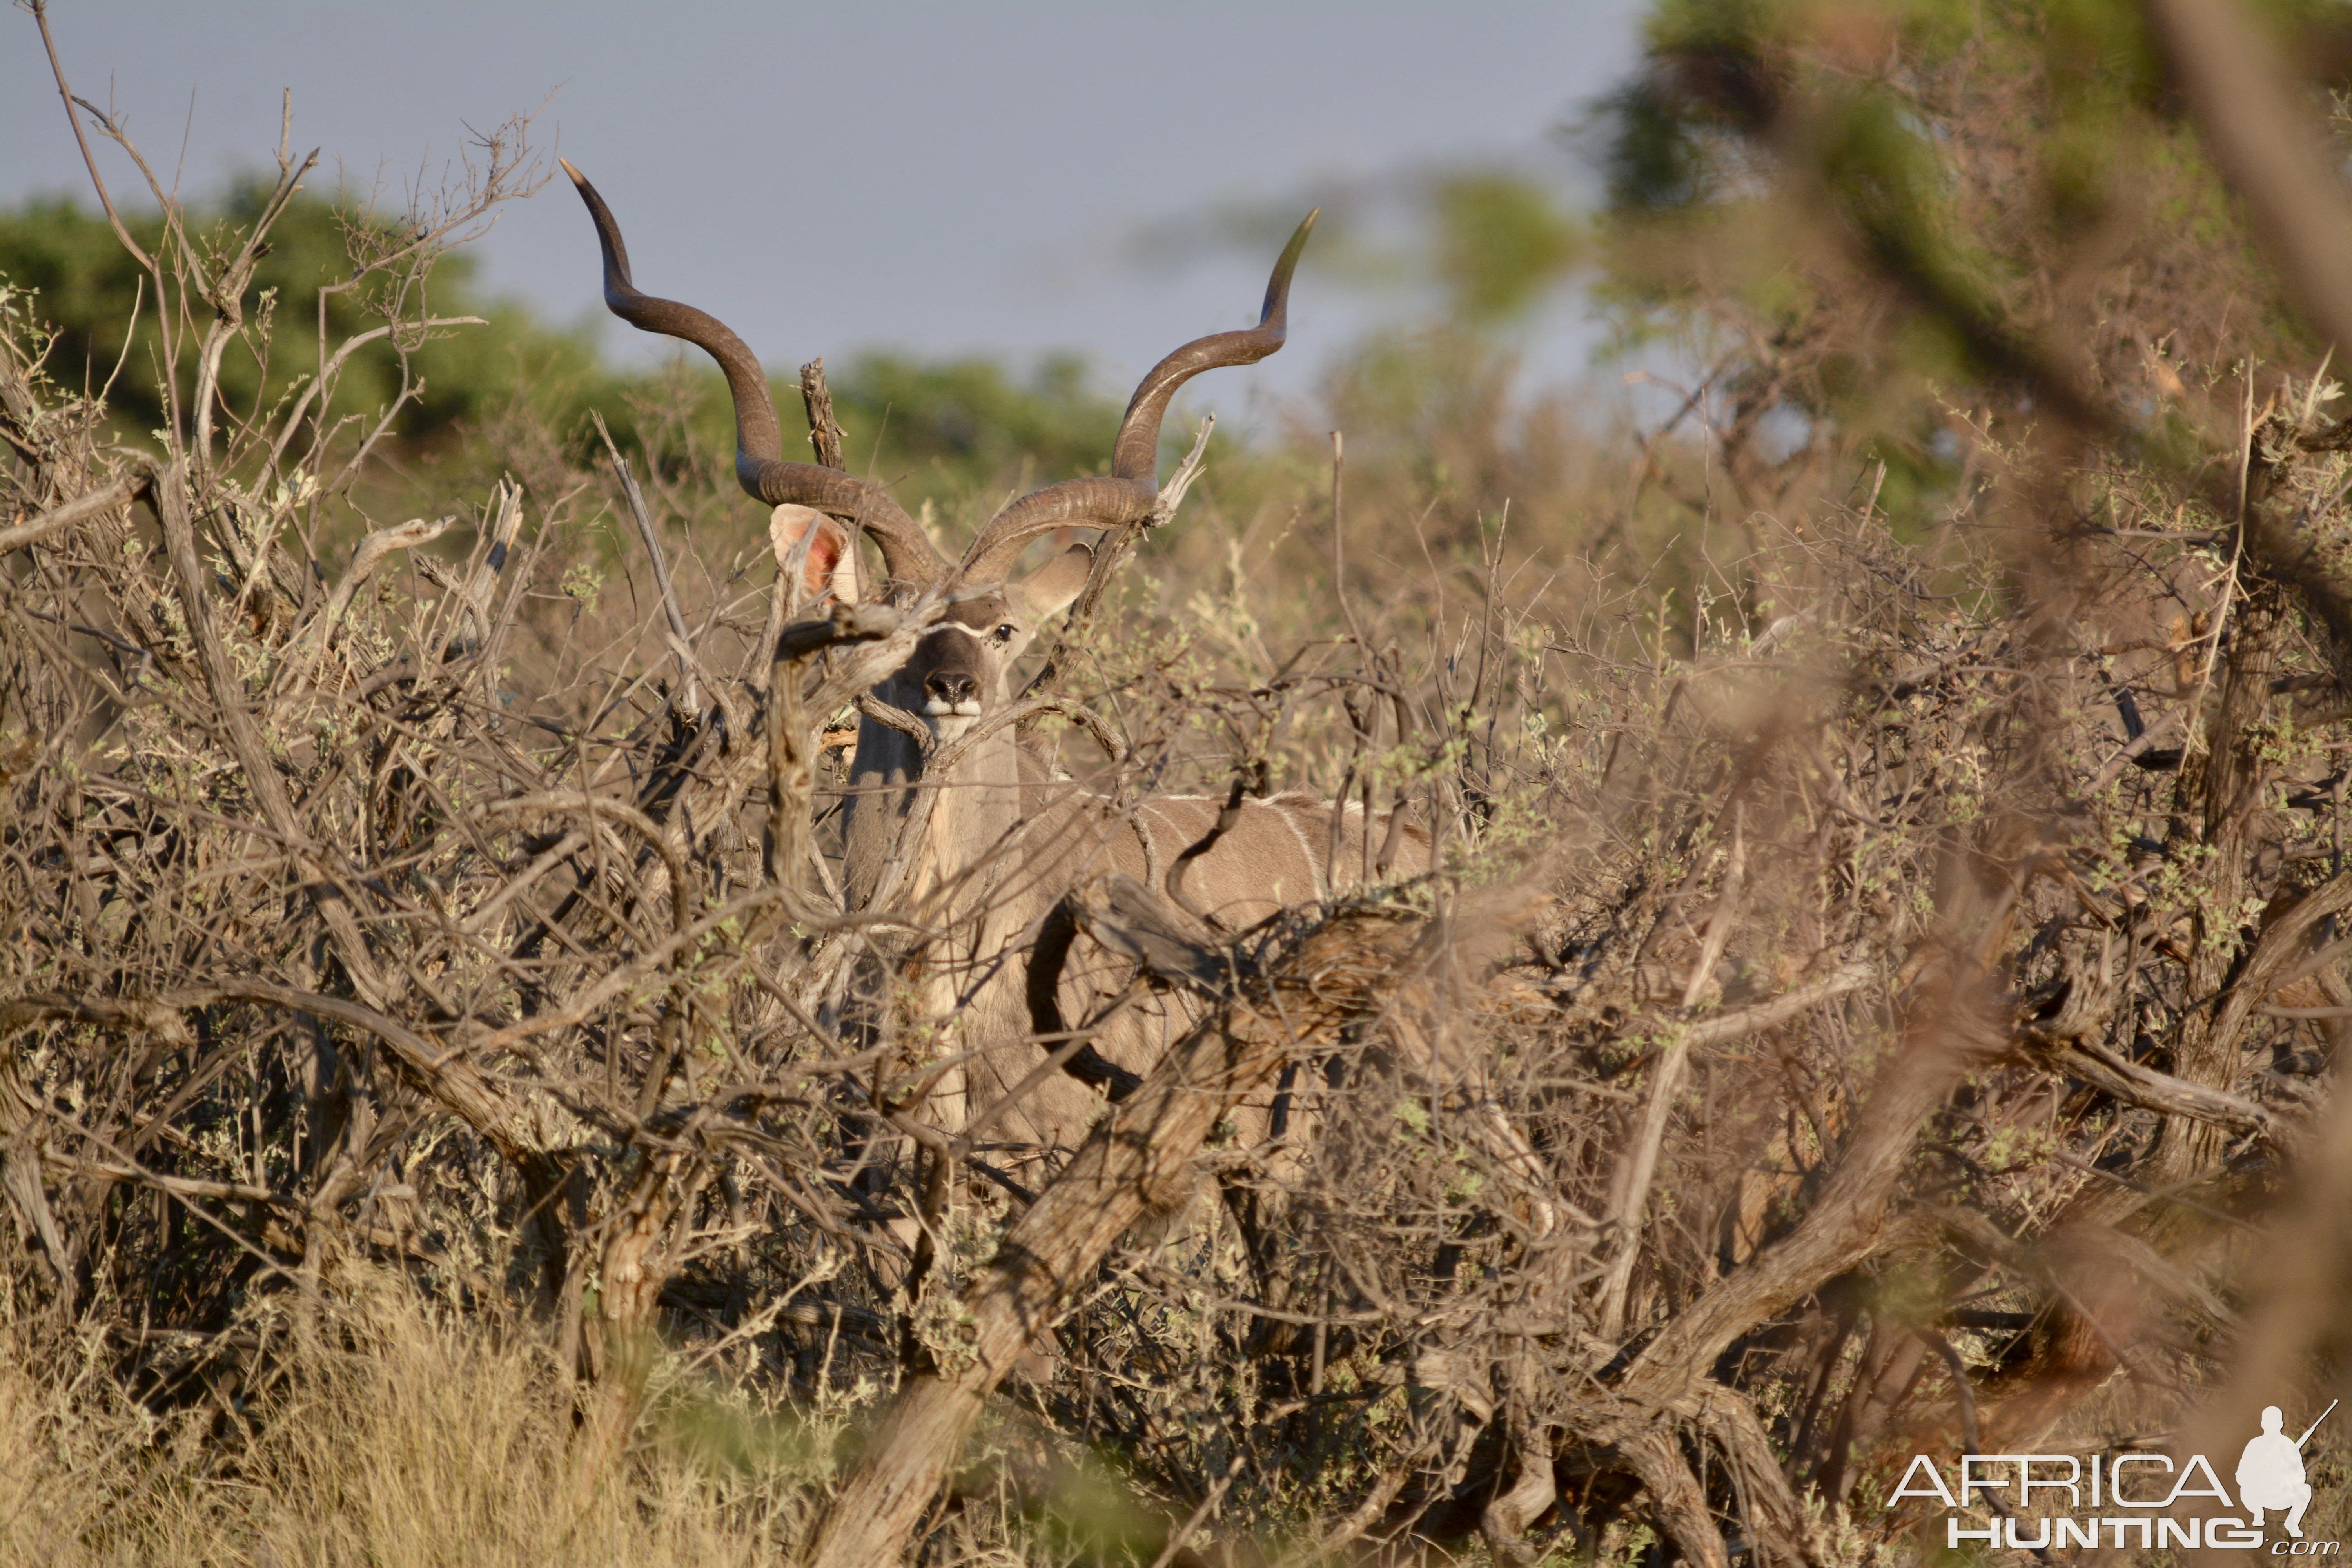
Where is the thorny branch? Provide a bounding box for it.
[14,16,2352,1567]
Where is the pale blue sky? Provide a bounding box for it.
[5,3,1646,414]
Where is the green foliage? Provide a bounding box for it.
[0,187,1157,532]
[1428,172,1583,325]
[1575,0,2331,555]
[814,349,1132,535]
[828,350,1112,478]
[0,181,609,444]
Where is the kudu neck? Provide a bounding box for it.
[840,702,1031,915]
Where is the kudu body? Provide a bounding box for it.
[563,163,1427,1165]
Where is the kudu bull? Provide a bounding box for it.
[563,162,1429,1169]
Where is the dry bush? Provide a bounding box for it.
[22,6,2352,1567]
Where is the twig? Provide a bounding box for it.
[1147,1457,1240,1568]
[1595,811,1747,1339]
[1021,414,1214,708]
[800,357,847,470]
[593,411,700,713]
[0,472,144,555]
[1331,430,1367,649]
[31,2,156,272]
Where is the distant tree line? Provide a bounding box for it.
[0,183,1134,524]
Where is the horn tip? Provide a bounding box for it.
[1276,210,1317,272]
[559,157,588,188]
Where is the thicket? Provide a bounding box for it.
[11,2,2352,1565]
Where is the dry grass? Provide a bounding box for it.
[21,9,2352,1565]
[0,1277,837,1568]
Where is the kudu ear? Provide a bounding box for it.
[769,505,861,604]
[1013,543,1094,621]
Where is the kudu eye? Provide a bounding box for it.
[992,623,1017,643]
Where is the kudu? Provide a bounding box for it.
[562,162,1428,1168]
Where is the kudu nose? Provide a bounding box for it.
[925,670,978,706]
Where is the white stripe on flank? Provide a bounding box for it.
[1267,799,1323,893]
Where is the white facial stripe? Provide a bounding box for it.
[924,625,985,657]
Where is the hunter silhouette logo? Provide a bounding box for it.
[1890,1400,2340,1552]
[2241,1401,2336,1539]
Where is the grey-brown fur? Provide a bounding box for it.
[918,777,1432,1163]
[831,570,1430,1165]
